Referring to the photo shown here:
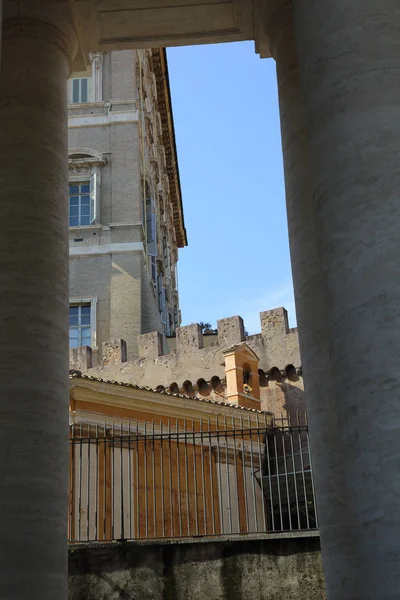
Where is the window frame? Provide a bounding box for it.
[146,197,157,255]
[69,181,92,227]
[69,297,98,350]
[149,254,157,285]
[69,77,91,104]
[68,151,106,228]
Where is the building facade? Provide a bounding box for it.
[69,305,306,424]
[68,370,314,543]
[68,49,187,362]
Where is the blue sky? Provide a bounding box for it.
[167,42,296,334]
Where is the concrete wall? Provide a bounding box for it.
[68,533,326,600]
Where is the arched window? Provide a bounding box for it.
[242,363,252,386]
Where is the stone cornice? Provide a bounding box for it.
[150,49,187,248]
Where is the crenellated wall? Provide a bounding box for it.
[69,306,305,419]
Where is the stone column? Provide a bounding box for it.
[262,0,354,597]
[291,1,400,598]
[0,5,76,599]
[0,0,2,71]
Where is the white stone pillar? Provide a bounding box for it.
[262,1,355,596]
[0,8,76,599]
[90,52,103,102]
[292,1,400,598]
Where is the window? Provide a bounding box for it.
[69,305,91,348]
[157,273,163,312]
[162,236,169,267]
[157,272,168,334]
[146,198,157,255]
[149,255,156,284]
[69,175,97,226]
[71,78,89,103]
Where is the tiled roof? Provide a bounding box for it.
[69,370,272,415]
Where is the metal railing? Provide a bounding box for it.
[68,417,318,542]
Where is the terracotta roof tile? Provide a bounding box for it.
[69,370,271,415]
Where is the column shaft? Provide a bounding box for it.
[0,16,75,599]
[292,1,400,598]
[264,1,357,595]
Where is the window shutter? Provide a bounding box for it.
[161,288,167,324]
[146,198,152,244]
[146,198,157,256]
[90,173,97,223]
[81,78,88,102]
[72,79,80,103]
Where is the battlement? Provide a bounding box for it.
[69,306,301,400]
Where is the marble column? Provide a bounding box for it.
[0,0,2,72]
[290,1,400,598]
[0,3,77,598]
[262,0,359,597]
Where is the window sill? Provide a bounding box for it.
[69,224,102,232]
[68,101,106,109]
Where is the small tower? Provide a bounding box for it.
[223,342,261,409]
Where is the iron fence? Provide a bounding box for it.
[68,417,318,542]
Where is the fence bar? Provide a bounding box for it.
[87,434,91,541]
[161,420,166,537]
[240,415,249,533]
[208,417,215,535]
[272,427,284,530]
[78,427,82,541]
[68,418,317,543]
[281,424,292,531]
[120,422,124,539]
[255,414,267,532]
[175,418,182,537]
[184,419,190,535]
[152,421,157,538]
[264,421,276,531]
[200,418,207,535]
[192,419,199,535]
[297,427,310,529]
[246,415,258,532]
[103,421,107,540]
[306,427,319,528]
[111,422,115,539]
[231,416,239,534]
[216,415,224,534]
[168,419,174,537]
[289,427,301,529]
[224,416,232,534]
[69,425,75,541]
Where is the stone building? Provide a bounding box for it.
[69,370,275,542]
[68,49,187,362]
[70,305,306,423]
[2,3,399,599]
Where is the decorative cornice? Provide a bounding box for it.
[150,49,187,248]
